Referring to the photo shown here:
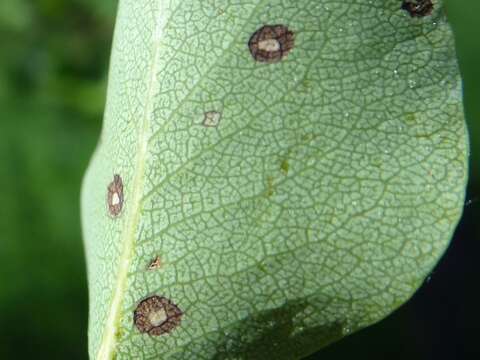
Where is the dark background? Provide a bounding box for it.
[0,1,478,359]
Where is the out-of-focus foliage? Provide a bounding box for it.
[0,1,478,359]
[0,1,116,359]
[448,2,480,179]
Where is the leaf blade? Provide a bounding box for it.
[82,0,469,358]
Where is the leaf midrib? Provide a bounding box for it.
[95,4,167,359]
[94,0,271,357]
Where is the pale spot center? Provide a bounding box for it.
[111,192,120,206]
[203,111,222,127]
[258,38,280,52]
[148,308,167,327]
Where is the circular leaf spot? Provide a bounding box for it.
[248,25,295,63]
[134,296,183,336]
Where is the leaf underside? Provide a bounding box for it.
[81,0,468,359]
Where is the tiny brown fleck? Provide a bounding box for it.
[147,256,162,270]
[401,0,433,18]
[134,296,183,336]
[107,174,124,217]
[248,25,295,63]
[203,111,222,127]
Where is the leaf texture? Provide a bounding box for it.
[81,0,469,359]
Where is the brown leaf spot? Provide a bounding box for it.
[147,256,162,271]
[134,296,183,336]
[401,0,433,18]
[248,25,295,64]
[203,111,222,128]
[107,174,124,217]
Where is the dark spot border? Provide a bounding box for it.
[248,25,295,63]
[401,0,434,18]
[107,174,124,217]
[134,295,183,336]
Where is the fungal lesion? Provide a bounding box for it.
[107,174,124,217]
[203,111,222,128]
[147,256,162,271]
[134,296,183,336]
[248,25,295,64]
[401,0,434,18]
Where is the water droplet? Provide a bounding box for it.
[465,198,477,207]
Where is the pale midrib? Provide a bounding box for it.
[96,6,166,360]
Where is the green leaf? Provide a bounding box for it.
[81,0,468,358]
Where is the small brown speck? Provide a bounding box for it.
[248,25,295,63]
[401,0,433,17]
[147,256,162,270]
[107,174,124,217]
[134,296,183,336]
[203,111,222,128]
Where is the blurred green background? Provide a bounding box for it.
[0,1,478,359]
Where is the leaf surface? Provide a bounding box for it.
[81,0,468,358]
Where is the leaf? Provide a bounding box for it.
[81,0,468,359]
